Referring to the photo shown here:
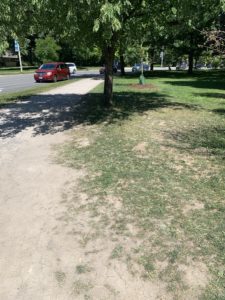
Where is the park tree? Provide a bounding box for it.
[1,0,224,100]
[201,12,225,58]
[35,36,61,63]
[32,0,156,105]
[74,0,152,105]
[166,0,221,73]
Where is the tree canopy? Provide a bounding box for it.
[0,0,224,103]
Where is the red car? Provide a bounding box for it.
[34,62,70,82]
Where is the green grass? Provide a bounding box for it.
[76,264,92,274]
[0,66,37,75]
[55,271,66,286]
[60,70,225,299]
[0,79,79,106]
[110,245,124,259]
[72,279,93,296]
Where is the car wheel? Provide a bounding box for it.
[53,75,57,83]
[35,80,40,83]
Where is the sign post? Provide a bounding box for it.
[14,40,23,72]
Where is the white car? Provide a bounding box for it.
[66,62,77,75]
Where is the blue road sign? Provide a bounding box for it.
[14,40,20,52]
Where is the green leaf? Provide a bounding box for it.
[171,7,177,15]
[93,19,100,32]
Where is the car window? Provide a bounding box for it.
[40,64,56,70]
[66,63,75,67]
[60,64,66,69]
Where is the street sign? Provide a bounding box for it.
[14,40,23,72]
[14,40,20,52]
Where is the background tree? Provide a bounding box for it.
[166,0,221,73]
[48,0,153,105]
[1,0,224,101]
[34,36,61,63]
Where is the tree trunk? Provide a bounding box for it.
[149,48,155,71]
[188,50,194,74]
[120,54,125,76]
[104,45,115,106]
[188,35,194,74]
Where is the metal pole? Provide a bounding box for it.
[161,52,164,68]
[18,49,23,72]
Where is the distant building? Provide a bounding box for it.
[0,50,18,67]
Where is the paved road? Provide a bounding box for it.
[0,70,100,94]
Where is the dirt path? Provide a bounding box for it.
[0,78,105,300]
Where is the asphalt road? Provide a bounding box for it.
[0,70,100,94]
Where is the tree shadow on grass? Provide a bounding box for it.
[194,92,225,99]
[164,79,225,90]
[163,72,225,91]
[164,125,225,159]
[212,108,225,116]
[125,70,225,80]
[0,89,199,139]
[73,91,199,126]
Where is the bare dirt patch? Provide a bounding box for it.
[130,83,158,90]
[178,261,209,299]
[132,141,148,154]
[183,201,205,214]
[57,200,172,299]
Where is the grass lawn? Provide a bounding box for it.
[59,70,225,299]
[0,66,37,75]
[0,79,79,106]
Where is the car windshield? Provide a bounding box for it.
[40,64,56,70]
[66,63,75,67]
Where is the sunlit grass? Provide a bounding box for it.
[60,71,225,299]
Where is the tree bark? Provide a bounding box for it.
[104,45,115,106]
[188,35,194,74]
[188,50,194,74]
[149,48,155,71]
[120,54,125,76]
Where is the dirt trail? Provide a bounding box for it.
[0,79,102,300]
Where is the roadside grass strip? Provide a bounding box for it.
[0,79,80,106]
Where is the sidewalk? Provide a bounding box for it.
[40,77,103,95]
